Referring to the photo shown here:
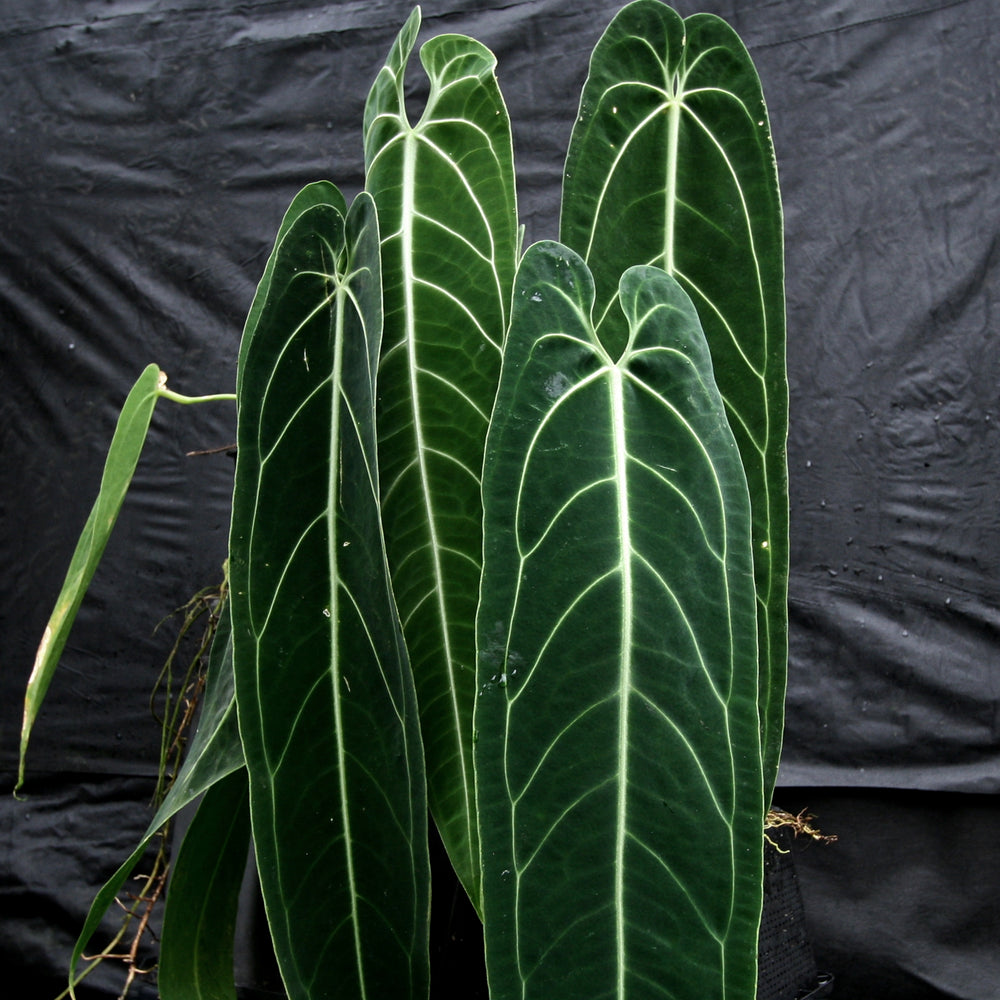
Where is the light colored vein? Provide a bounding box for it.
[413,275,499,353]
[631,548,727,710]
[672,267,767,386]
[398,130,476,880]
[632,688,729,818]
[418,366,492,422]
[511,698,614,806]
[327,283,368,1000]
[583,100,670,265]
[609,365,632,1000]
[627,830,723,941]
[680,101,769,352]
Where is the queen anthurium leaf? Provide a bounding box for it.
[238,182,348,397]
[363,7,518,908]
[158,768,250,1000]
[17,362,163,793]
[229,186,430,1000]
[560,0,787,798]
[68,604,244,989]
[475,242,763,1000]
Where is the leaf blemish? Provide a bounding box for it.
[479,620,507,671]
[543,372,571,400]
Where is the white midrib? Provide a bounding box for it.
[610,367,633,1000]
[400,133,475,878]
[329,284,368,1000]
[664,96,682,275]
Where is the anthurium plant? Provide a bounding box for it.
[17,3,785,998]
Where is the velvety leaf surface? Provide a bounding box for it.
[230,186,429,1000]
[364,8,518,907]
[476,242,763,1000]
[238,182,348,396]
[17,363,163,791]
[560,0,787,795]
[158,768,250,1000]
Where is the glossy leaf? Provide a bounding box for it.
[229,186,429,999]
[364,7,518,907]
[17,363,163,792]
[476,242,763,1000]
[159,768,250,1000]
[560,0,787,795]
[68,605,244,988]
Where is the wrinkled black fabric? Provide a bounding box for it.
[767,0,1000,796]
[0,773,161,999]
[1,1,997,997]
[780,788,1000,1000]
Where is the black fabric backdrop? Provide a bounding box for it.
[1,1,998,997]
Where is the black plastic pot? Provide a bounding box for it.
[757,824,834,1000]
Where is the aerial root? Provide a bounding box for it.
[765,806,837,852]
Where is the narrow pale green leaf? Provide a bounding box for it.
[476,242,763,1000]
[68,606,244,987]
[364,7,518,908]
[17,362,163,793]
[560,0,787,796]
[159,768,250,1000]
[230,187,430,1000]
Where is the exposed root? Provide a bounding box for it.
[61,574,228,1000]
[765,807,837,852]
[83,864,166,1000]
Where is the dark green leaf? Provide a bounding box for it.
[159,769,250,1000]
[476,242,763,1000]
[560,0,787,794]
[230,187,429,999]
[364,8,518,907]
[239,182,347,397]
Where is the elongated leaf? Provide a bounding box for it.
[364,8,518,907]
[238,182,348,397]
[230,187,430,999]
[560,0,787,796]
[68,605,244,986]
[17,363,163,792]
[159,768,250,1000]
[476,242,763,1000]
